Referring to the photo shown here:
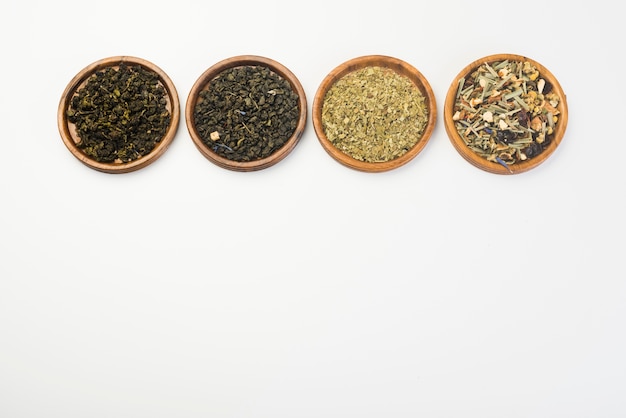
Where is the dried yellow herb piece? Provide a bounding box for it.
[321,66,428,163]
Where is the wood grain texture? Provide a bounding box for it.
[185,55,307,172]
[57,56,180,174]
[443,53,568,175]
[312,55,437,173]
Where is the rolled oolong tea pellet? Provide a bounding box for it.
[193,65,300,162]
[67,64,171,163]
[321,66,429,163]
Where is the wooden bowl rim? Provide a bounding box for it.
[185,55,307,172]
[312,55,437,173]
[443,53,568,175]
[57,56,180,174]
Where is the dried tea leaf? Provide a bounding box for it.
[193,65,299,162]
[67,64,171,163]
[452,60,561,165]
[321,66,428,163]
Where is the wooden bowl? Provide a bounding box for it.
[58,56,180,173]
[444,53,568,174]
[185,55,307,171]
[312,55,437,172]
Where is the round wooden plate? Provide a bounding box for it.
[444,53,568,174]
[58,56,180,173]
[185,55,307,172]
[312,55,437,173]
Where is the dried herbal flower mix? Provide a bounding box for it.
[321,66,429,163]
[452,59,561,169]
[67,64,171,163]
[193,65,299,162]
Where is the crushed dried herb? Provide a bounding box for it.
[452,59,561,169]
[67,64,171,163]
[193,65,299,162]
[321,66,429,163]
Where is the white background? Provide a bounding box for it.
[1,0,625,417]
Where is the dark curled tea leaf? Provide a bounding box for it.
[67,64,171,163]
[193,65,299,162]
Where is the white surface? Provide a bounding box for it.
[1,1,624,417]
